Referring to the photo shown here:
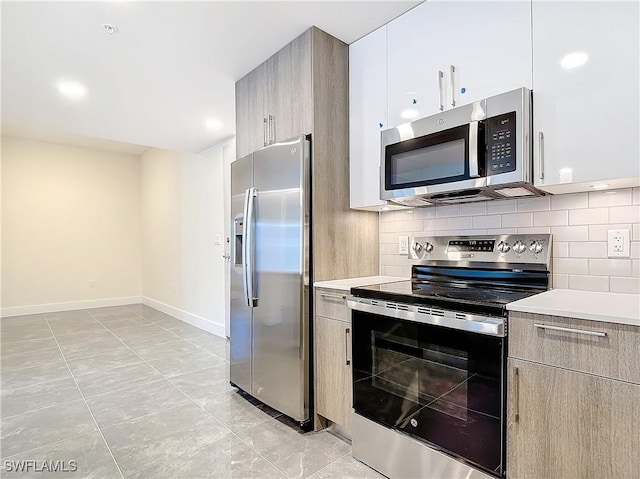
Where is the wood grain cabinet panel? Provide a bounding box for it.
[315,314,352,430]
[314,288,349,323]
[507,358,640,479]
[509,312,640,384]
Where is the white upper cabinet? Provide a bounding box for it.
[349,25,390,210]
[532,1,640,193]
[387,1,532,128]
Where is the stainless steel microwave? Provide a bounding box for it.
[380,88,544,207]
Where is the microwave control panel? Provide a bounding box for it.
[487,111,517,175]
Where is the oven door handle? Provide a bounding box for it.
[346,298,506,337]
[468,121,479,178]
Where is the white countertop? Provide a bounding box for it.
[507,289,640,327]
[314,276,406,292]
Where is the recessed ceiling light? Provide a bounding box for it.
[205,118,222,131]
[103,23,119,35]
[560,51,589,70]
[590,183,610,190]
[56,80,87,100]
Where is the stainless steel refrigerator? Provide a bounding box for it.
[230,135,311,425]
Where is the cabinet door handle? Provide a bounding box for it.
[263,118,268,147]
[268,115,274,144]
[538,131,545,180]
[345,327,351,366]
[320,293,346,302]
[450,65,456,107]
[534,323,607,337]
[438,70,444,111]
[514,366,520,423]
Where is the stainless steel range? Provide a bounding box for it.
[348,234,551,479]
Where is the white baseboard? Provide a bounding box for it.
[1,296,143,318]
[142,296,226,338]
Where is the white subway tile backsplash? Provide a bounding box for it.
[378,189,639,293]
[486,228,517,235]
[534,210,568,227]
[487,200,517,214]
[552,274,569,289]
[551,225,589,242]
[402,220,425,233]
[553,242,569,258]
[553,258,589,275]
[551,193,588,210]
[459,203,487,216]
[589,188,633,207]
[568,275,610,292]
[610,205,640,223]
[413,208,436,220]
[472,215,501,229]
[588,223,632,241]
[517,196,550,212]
[446,216,473,230]
[502,213,533,228]
[569,207,609,225]
[569,242,607,259]
[435,205,459,218]
[610,277,640,294]
[588,259,632,277]
[423,218,448,232]
[517,227,551,234]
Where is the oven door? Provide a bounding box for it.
[352,309,505,477]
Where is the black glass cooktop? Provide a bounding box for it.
[351,280,542,317]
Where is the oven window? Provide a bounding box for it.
[352,310,505,477]
[385,123,474,190]
[390,139,465,185]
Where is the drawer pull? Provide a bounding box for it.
[534,323,607,338]
[320,293,346,301]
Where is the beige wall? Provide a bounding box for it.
[141,142,229,335]
[380,190,640,294]
[1,136,142,311]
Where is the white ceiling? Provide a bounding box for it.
[1,1,420,154]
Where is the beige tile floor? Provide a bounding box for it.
[0,305,384,478]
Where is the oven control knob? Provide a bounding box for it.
[529,241,544,254]
[513,241,527,254]
[497,241,511,253]
[412,242,423,253]
[424,242,434,253]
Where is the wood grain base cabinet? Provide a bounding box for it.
[314,288,352,434]
[507,312,640,479]
[507,359,640,479]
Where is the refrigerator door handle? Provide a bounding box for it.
[246,187,258,306]
[242,188,251,306]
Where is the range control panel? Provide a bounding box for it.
[409,234,552,268]
[487,111,517,175]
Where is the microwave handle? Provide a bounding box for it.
[468,121,479,178]
[438,70,444,111]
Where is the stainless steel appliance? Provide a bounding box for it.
[380,88,544,206]
[230,135,311,426]
[348,234,552,478]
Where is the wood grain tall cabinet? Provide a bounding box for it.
[235,26,379,282]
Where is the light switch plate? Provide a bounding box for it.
[398,236,409,255]
[213,234,222,246]
[608,229,630,257]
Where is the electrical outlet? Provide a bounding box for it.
[608,229,630,258]
[398,236,409,255]
[89,280,96,287]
